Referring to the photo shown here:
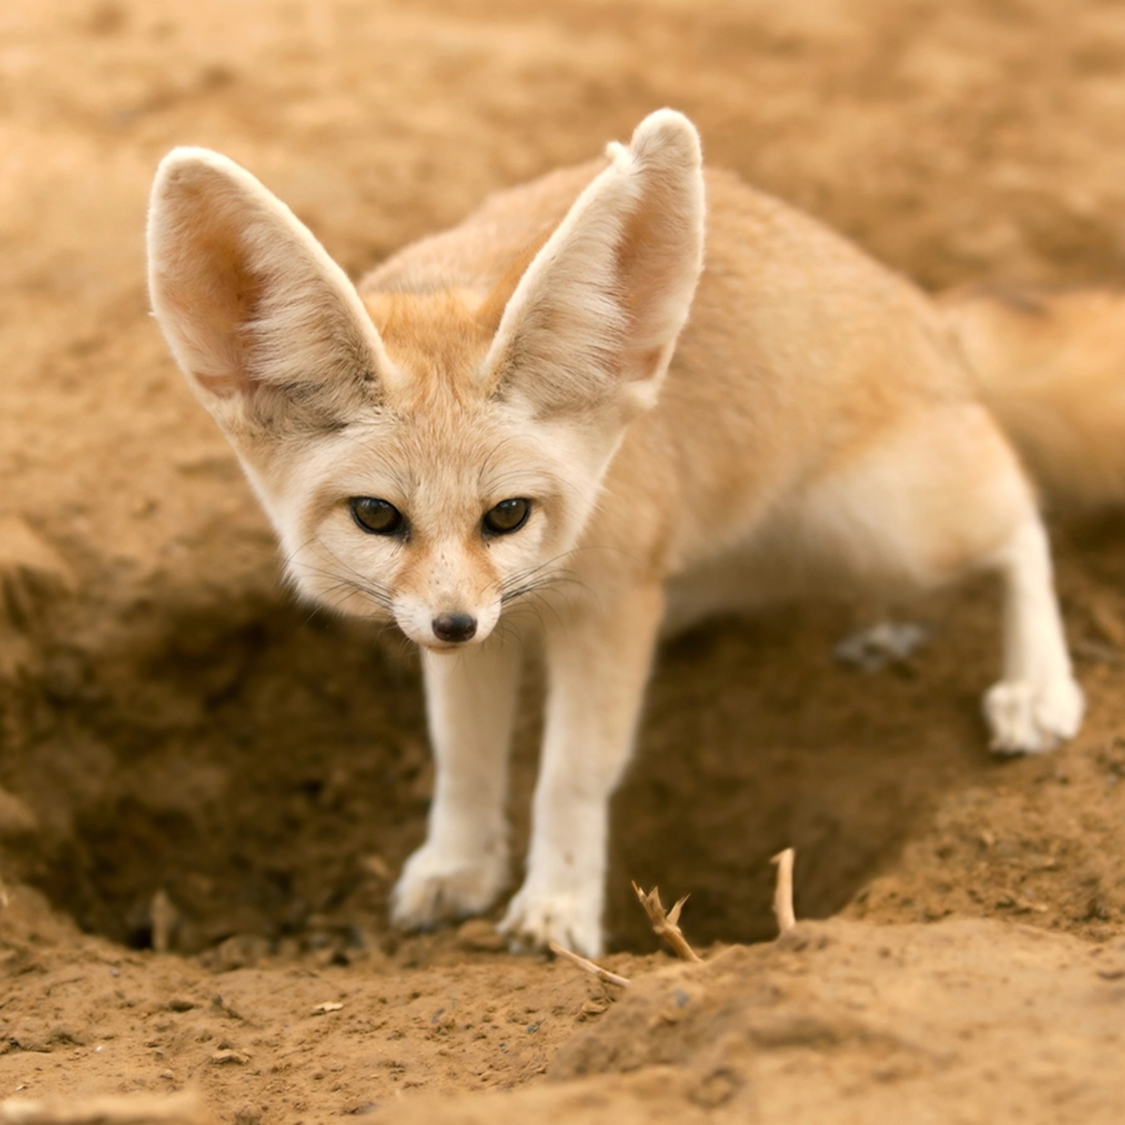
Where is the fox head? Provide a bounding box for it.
[147,111,705,649]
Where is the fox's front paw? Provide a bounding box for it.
[984,675,1084,755]
[499,884,604,958]
[390,843,508,930]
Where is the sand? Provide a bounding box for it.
[1,0,1124,1120]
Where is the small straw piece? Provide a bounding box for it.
[771,848,797,933]
[632,883,703,963]
[548,941,631,988]
[151,889,177,954]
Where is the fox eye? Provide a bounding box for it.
[483,498,531,536]
[350,497,405,536]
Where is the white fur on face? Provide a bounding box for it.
[260,404,613,648]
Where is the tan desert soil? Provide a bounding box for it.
[1,0,1125,1121]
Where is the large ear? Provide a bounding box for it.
[147,149,392,435]
[481,110,705,419]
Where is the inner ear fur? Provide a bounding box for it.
[480,109,706,418]
[147,149,391,433]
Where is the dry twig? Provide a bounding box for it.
[548,941,630,988]
[771,848,796,933]
[150,889,176,954]
[632,882,703,963]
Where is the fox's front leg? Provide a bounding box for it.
[391,636,522,929]
[501,583,664,957]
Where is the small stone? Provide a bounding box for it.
[1085,898,1111,922]
[209,933,271,971]
[210,1048,250,1065]
[455,919,505,953]
[691,1067,741,1109]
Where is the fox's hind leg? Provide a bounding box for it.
[798,401,1083,754]
[983,515,1084,753]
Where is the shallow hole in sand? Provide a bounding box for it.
[10,586,1005,957]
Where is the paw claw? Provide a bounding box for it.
[499,887,603,958]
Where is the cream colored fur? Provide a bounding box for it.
[943,284,1125,507]
[148,110,1102,956]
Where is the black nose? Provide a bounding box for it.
[432,612,477,643]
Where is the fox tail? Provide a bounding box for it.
[942,284,1125,507]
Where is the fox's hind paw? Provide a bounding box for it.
[984,675,1085,755]
[390,843,508,930]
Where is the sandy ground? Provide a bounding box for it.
[2,0,1125,1121]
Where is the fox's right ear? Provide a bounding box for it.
[147,149,394,436]
[479,110,705,422]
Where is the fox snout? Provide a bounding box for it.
[431,612,477,644]
[397,601,498,649]
[392,580,503,650]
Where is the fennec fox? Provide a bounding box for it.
[149,110,1111,956]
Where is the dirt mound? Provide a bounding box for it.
[2,0,1125,1121]
[383,918,1125,1123]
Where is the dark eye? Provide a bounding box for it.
[350,497,405,536]
[483,498,531,536]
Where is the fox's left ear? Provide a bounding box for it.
[481,109,705,419]
[147,149,393,438]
